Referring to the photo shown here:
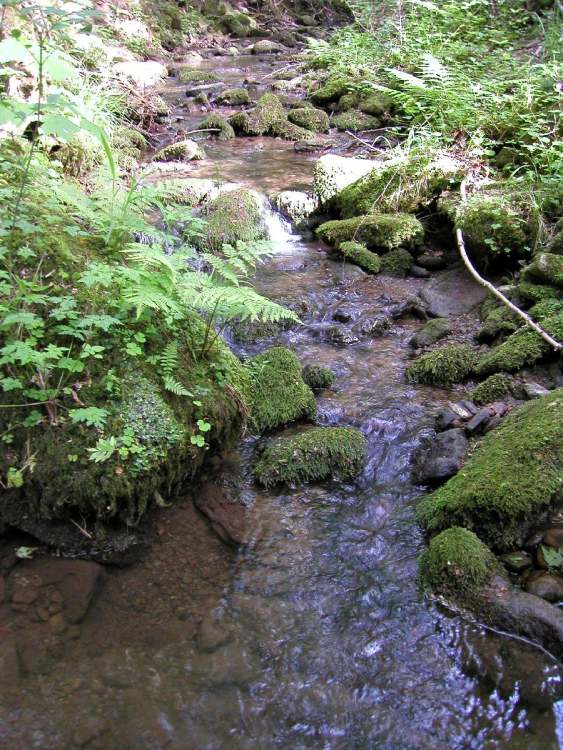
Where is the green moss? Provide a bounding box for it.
[230,93,286,136]
[302,365,336,390]
[406,345,477,387]
[254,427,367,487]
[178,68,220,84]
[216,87,250,105]
[517,282,559,304]
[198,115,235,141]
[330,110,380,132]
[358,92,394,116]
[287,107,329,133]
[380,248,414,277]
[249,347,317,432]
[409,318,451,349]
[204,189,264,251]
[476,306,518,343]
[337,92,360,111]
[522,253,563,288]
[310,77,353,105]
[416,389,563,550]
[419,528,499,601]
[470,373,514,405]
[153,139,205,162]
[475,327,548,375]
[339,240,381,273]
[269,119,310,141]
[316,214,424,252]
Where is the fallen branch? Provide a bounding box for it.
[457,179,562,351]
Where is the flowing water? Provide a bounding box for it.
[1,54,562,750]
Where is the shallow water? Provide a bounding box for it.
[1,53,562,750]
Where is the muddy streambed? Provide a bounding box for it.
[1,54,563,750]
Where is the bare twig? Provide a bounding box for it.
[70,519,93,539]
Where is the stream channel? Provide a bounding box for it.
[2,53,563,750]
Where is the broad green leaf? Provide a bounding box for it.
[0,37,32,64]
[40,114,80,140]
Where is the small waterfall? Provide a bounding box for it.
[255,192,303,253]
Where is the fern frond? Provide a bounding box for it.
[163,375,192,396]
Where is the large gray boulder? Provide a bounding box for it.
[419,266,488,317]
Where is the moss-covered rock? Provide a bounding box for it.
[476,306,518,343]
[380,248,414,277]
[287,107,329,133]
[302,365,336,391]
[522,253,563,288]
[153,139,205,162]
[310,77,353,105]
[358,92,394,117]
[178,68,220,84]
[204,189,264,251]
[215,87,250,105]
[409,318,451,349]
[269,119,310,141]
[249,347,317,432]
[416,389,563,550]
[339,240,381,274]
[470,373,515,405]
[252,39,283,54]
[419,527,500,601]
[336,92,359,111]
[406,345,477,387]
[229,93,285,136]
[312,154,379,206]
[270,190,318,227]
[336,152,463,217]
[254,427,367,487]
[330,110,380,132]
[316,214,424,252]
[516,281,560,304]
[475,326,549,375]
[198,114,235,141]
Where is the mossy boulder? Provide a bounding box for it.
[336,152,463,217]
[198,114,235,141]
[204,189,264,251]
[522,253,563,288]
[287,107,329,133]
[406,345,477,387]
[153,139,205,162]
[476,306,518,343]
[229,93,285,136]
[270,190,318,227]
[339,240,381,274]
[358,92,394,117]
[252,39,283,54]
[516,282,560,304]
[316,214,424,252]
[312,154,379,206]
[302,365,336,391]
[178,68,220,84]
[249,347,317,432]
[380,248,414,277]
[416,389,563,551]
[409,318,451,349]
[215,87,250,105]
[419,528,500,602]
[254,427,367,487]
[330,110,380,132]
[470,373,515,405]
[310,77,353,105]
[269,119,310,141]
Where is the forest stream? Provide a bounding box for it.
[1,52,562,750]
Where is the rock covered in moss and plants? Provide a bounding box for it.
[336,151,463,217]
[254,427,367,487]
[330,110,380,132]
[270,190,318,227]
[249,347,317,432]
[197,114,235,141]
[358,92,394,117]
[252,39,284,54]
[516,281,560,304]
[409,318,451,349]
[312,154,378,206]
[302,365,336,391]
[178,68,220,84]
[470,373,515,405]
[310,77,353,105]
[419,528,500,602]
[380,248,414,277]
[149,178,216,207]
[339,241,381,274]
[416,389,563,551]
[229,93,285,136]
[474,322,557,376]
[316,214,424,252]
[287,107,329,133]
[215,87,250,105]
[218,11,257,37]
[153,139,205,163]
[269,119,310,141]
[406,345,477,387]
[204,189,265,251]
[522,253,563,288]
[476,306,518,343]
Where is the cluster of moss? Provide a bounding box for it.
[178,68,219,84]
[339,240,381,273]
[254,427,367,487]
[310,77,353,105]
[198,114,235,141]
[287,107,330,133]
[470,373,514,405]
[476,306,518,343]
[406,345,477,387]
[218,11,256,37]
[316,213,424,252]
[204,189,264,252]
[269,119,310,141]
[517,281,559,304]
[419,527,500,602]
[416,389,563,550]
[248,347,317,432]
[229,93,285,136]
[475,327,549,375]
[216,87,250,106]
[380,248,414,277]
[330,111,380,132]
[409,318,451,349]
[522,252,563,288]
[153,139,205,162]
[302,365,336,390]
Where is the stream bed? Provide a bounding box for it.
[1,53,562,750]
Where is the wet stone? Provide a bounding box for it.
[523,381,550,399]
[525,572,563,603]
[410,264,431,278]
[435,408,458,431]
[500,551,533,574]
[332,306,355,323]
[0,636,20,687]
[197,611,233,652]
[417,252,447,270]
[543,527,563,549]
[323,325,360,346]
[465,408,492,435]
[413,428,468,484]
